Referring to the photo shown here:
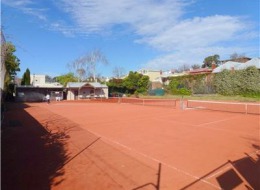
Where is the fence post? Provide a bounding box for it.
[180,96,184,110]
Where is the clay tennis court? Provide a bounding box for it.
[2,99,259,190]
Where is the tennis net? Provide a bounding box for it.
[95,97,177,108]
[186,100,260,114]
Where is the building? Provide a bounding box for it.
[16,75,109,102]
[236,58,260,70]
[1,30,6,103]
[30,74,63,88]
[67,82,108,100]
[187,68,212,75]
[159,70,188,85]
[31,74,46,86]
[16,86,64,102]
[16,74,64,102]
[213,58,259,73]
[219,57,251,64]
[138,69,162,81]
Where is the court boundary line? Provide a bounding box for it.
[153,114,241,131]
[195,115,241,127]
[44,102,257,189]
[82,127,222,190]
[99,130,259,189]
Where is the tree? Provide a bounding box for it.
[85,49,108,81]
[70,57,86,82]
[191,64,201,70]
[202,54,220,68]
[176,64,190,73]
[21,68,30,85]
[123,71,140,92]
[4,42,20,98]
[45,75,54,83]
[55,72,77,86]
[70,49,108,82]
[168,77,191,95]
[137,75,149,93]
[113,66,125,78]
[21,74,25,85]
[123,71,149,94]
[230,52,245,60]
[107,78,125,95]
[108,71,150,95]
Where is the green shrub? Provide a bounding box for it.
[213,66,260,97]
[172,88,191,95]
[168,74,212,95]
[168,78,191,95]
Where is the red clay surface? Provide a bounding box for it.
[2,100,260,190]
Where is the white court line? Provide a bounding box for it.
[50,102,252,188]
[52,103,91,106]
[83,127,221,190]
[154,114,240,131]
[195,115,241,127]
[205,166,231,180]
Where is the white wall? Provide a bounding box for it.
[67,90,75,100]
[31,75,46,86]
[1,31,6,101]
[0,60,6,92]
[103,88,108,98]
[67,87,108,100]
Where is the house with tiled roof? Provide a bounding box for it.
[138,69,162,81]
[66,82,108,100]
[187,68,213,75]
[219,57,251,64]
[213,58,259,73]
[236,58,260,70]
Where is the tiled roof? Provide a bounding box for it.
[67,82,107,88]
[212,61,242,73]
[67,82,85,88]
[213,58,260,73]
[188,68,212,74]
[237,58,260,70]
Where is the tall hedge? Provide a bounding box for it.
[168,78,191,95]
[213,66,260,97]
[21,68,31,85]
[107,72,150,95]
[168,74,214,95]
[167,66,259,97]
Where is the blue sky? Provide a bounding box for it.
[2,0,259,78]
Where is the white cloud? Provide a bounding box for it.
[2,0,33,7]
[138,15,245,51]
[3,0,258,70]
[59,0,185,35]
[144,45,257,70]
[56,0,256,69]
[49,21,77,37]
[2,0,47,21]
[57,0,250,48]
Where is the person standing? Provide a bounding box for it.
[46,94,50,104]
